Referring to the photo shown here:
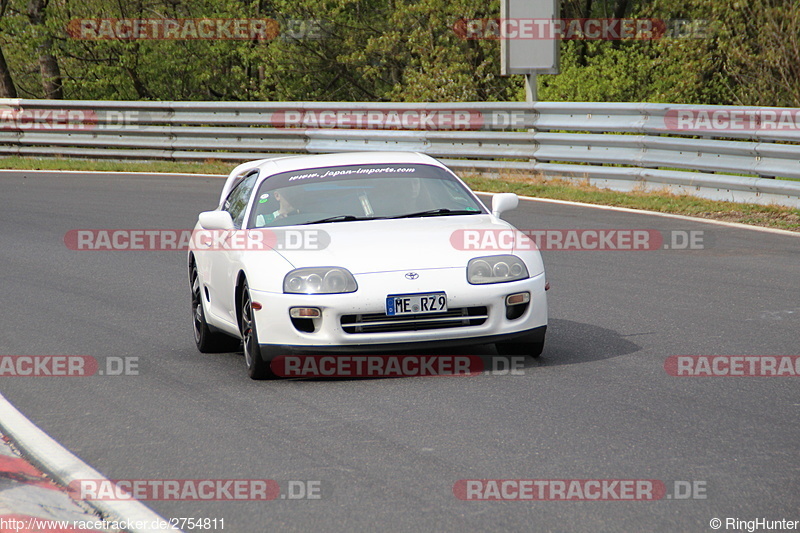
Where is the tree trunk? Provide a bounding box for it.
[577,0,593,66]
[0,44,17,98]
[126,66,151,99]
[613,0,630,20]
[38,39,62,98]
[27,0,63,99]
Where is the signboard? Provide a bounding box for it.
[500,0,560,75]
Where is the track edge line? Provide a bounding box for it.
[0,392,182,533]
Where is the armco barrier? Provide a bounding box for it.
[1,99,799,207]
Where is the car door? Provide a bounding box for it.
[205,171,259,326]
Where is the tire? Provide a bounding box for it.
[191,263,240,353]
[239,280,275,380]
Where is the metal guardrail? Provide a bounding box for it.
[1,99,799,207]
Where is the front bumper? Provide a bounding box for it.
[250,267,547,354]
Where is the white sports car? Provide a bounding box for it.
[189,152,547,379]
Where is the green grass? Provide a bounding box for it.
[0,156,231,175]
[1,157,798,232]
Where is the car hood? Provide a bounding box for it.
[271,215,529,274]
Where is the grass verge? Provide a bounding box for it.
[461,171,800,232]
[1,157,797,232]
[0,156,231,175]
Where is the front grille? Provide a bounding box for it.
[341,307,488,334]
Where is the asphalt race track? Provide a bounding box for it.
[0,170,798,532]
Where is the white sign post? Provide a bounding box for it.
[500,0,560,103]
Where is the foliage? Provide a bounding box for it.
[0,0,797,105]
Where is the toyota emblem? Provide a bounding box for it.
[405,272,419,280]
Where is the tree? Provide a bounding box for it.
[712,0,800,106]
[0,0,17,96]
[26,0,62,98]
[0,0,797,105]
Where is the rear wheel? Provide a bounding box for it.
[191,263,240,353]
[240,280,275,379]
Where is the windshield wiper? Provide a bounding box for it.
[302,215,384,225]
[390,208,481,219]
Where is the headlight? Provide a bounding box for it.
[283,267,357,294]
[467,255,528,285]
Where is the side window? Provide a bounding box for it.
[223,171,258,229]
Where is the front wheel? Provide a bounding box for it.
[191,263,240,353]
[240,280,275,379]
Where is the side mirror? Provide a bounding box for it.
[198,211,235,231]
[491,193,519,218]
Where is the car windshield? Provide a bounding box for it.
[248,163,486,228]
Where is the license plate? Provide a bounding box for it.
[386,292,447,316]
